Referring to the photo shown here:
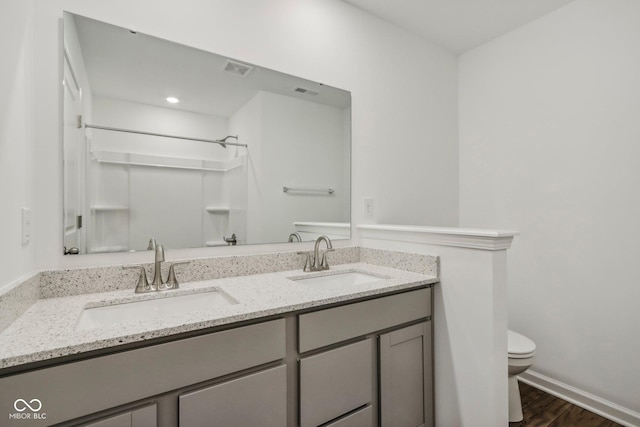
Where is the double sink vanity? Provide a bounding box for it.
[0,245,438,427]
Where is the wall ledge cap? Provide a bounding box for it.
[357,224,519,251]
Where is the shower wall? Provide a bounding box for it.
[88,97,244,252]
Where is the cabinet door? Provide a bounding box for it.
[299,339,373,427]
[81,404,156,427]
[379,322,433,427]
[179,365,286,427]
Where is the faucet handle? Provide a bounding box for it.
[163,261,190,290]
[320,247,335,268]
[297,251,312,272]
[124,265,154,293]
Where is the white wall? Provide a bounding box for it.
[358,225,516,427]
[249,91,349,243]
[237,90,349,244]
[31,0,459,269]
[459,0,640,417]
[0,0,35,289]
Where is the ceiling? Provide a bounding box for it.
[72,14,350,118]
[344,0,575,53]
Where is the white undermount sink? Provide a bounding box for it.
[290,271,387,287]
[76,289,238,331]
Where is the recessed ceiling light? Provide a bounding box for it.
[166,97,180,104]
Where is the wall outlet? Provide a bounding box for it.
[21,207,31,246]
[363,197,374,217]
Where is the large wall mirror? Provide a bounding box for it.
[62,12,351,255]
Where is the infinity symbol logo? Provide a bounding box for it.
[13,399,42,412]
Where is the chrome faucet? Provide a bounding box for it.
[298,235,334,272]
[124,243,189,293]
[312,235,334,271]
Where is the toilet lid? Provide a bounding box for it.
[508,330,536,356]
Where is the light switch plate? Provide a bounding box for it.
[21,207,31,245]
[363,198,374,217]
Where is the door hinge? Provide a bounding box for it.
[77,115,83,129]
[77,215,83,229]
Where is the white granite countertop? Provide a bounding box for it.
[0,262,437,370]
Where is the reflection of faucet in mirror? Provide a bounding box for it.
[63,246,80,255]
[224,234,237,246]
[288,232,302,242]
[147,238,157,250]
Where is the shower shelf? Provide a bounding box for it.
[90,205,129,212]
[205,240,228,247]
[90,150,245,172]
[90,245,129,253]
[205,207,230,214]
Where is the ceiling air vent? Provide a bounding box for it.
[223,60,254,77]
[294,87,319,96]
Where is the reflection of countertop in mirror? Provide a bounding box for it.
[293,222,351,242]
[0,262,437,370]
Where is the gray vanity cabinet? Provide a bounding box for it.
[80,405,156,427]
[0,319,286,426]
[1,287,433,427]
[380,322,433,427]
[179,365,287,427]
[298,287,433,427]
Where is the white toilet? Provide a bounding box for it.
[508,330,536,422]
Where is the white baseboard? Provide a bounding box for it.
[519,370,640,427]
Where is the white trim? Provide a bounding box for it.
[293,222,350,229]
[294,222,351,240]
[357,224,518,251]
[519,370,640,427]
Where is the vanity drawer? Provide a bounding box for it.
[0,319,285,426]
[325,405,374,427]
[80,404,156,427]
[299,339,374,427]
[298,288,431,352]
[179,365,287,427]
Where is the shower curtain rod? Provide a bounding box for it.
[84,124,247,148]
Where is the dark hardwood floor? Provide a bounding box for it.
[509,382,623,427]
